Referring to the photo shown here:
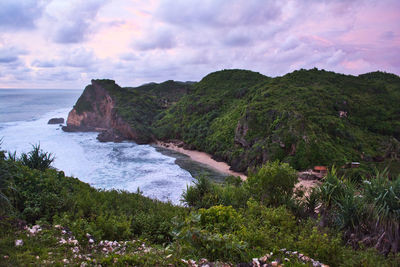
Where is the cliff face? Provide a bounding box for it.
[63,79,192,144]
[63,80,139,142]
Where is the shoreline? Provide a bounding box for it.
[154,141,247,180]
[153,141,321,192]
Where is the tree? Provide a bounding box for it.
[246,161,297,206]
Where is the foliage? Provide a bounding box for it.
[0,147,186,244]
[181,175,250,209]
[0,144,14,215]
[316,168,400,254]
[182,161,297,208]
[246,160,298,206]
[363,170,400,253]
[152,68,400,172]
[2,141,400,266]
[170,198,400,266]
[71,69,400,173]
[180,161,400,261]
[172,206,247,262]
[19,144,54,171]
[181,175,214,208]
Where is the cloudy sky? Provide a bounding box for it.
[0,0,399,89]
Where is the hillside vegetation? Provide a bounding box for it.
[153,68,400,172]
[2,68,399,265]
[70,68,400,173]
[1,146,399,266]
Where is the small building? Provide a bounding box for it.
[313,166,327,177]
[343,162,361,168]
[351,162,360,168]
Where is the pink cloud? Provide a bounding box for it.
[1,0,399,88]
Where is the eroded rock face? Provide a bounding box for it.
[97,129,125,142]
[62,80,139,142]
[234,117,249,147]
[48,118,64,124]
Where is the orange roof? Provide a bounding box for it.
[314,166,327,171]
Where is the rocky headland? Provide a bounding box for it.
[62,80,139,142]
[62,79,191,144]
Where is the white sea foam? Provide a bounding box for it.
[0,108,194,204]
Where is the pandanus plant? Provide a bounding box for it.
[364,169,400,253]
[20,144,55,171]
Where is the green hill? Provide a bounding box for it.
[153,68,400,172]
[109,80,192,142]
[68,68,400,172]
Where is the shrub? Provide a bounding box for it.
[20,144,54,171]
[181,175,222,209]
[318,167,400,253]
[172,205,247,262]
[182,175,250,209]
[0,155,15,215]
[333,190,366,232]
[363,172,400,253]
[304,186,321,215]
[297,224,344,265]
[319,167,348,208]
[218,183,250,209]
[199,205,242,232]
[246,161,297,206]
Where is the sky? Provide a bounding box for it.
[0,0,399,89]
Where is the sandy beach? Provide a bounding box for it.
[155,141,247,180]
[155,141,321,192]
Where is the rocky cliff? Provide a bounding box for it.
[62,80,139,142]
[63,79,192,144]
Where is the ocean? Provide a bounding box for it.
[0,89,225,204]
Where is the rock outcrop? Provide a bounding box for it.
[62,80,140,143]
[48,118,64,124]
[97,128,125,142]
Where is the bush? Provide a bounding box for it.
[363,172,400,253]
[246,161,297,206]
[199,205,242,232]
[319,167,348,208]
[20,144,54,171]
[183,162,299,209]
[181,175,216,208]
[317,167,400,254]
[182,175,250,209]
[172,205,247,262]
[0,157,14,215]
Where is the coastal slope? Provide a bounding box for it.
[64,69,400,173]
[154,69,400,172]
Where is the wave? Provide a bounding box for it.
[0,108,194,205]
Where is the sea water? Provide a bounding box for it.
[0,89,199,204]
